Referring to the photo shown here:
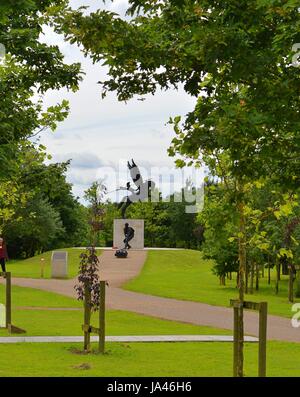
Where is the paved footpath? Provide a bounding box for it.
[1,250,300,343]
[0,335,258,344]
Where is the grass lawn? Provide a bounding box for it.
[124,250,299,318]
[0,284,232,337]
[0,340,299,377]
[0,284,82,308]
[0,265,298,377]
[5,248,100,279]
[0,308,232,337]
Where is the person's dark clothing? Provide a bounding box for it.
[0,241,8,273]
[123,226,135,249]
[0,258,6,272]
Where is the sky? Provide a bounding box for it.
[38,0,201,203]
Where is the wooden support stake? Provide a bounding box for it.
[99,280,106,354]
[236,304,244,377]
[1,272,25,334]
[5,272,11,328]
[8,324,26,334]
[231,299,268,378]
[233,306,239,377]
[258,302,268,377]
[231,300,243,377]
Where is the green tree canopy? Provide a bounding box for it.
[0,0,82,176]
[58,0,300,181]
[56,1,300,376]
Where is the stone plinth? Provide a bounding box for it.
[51,251,68,279]
[113,219,144,250]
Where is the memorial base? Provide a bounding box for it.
[51,251,68,279]
[113,219,144,250]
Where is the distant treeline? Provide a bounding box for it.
[2,148,204,258]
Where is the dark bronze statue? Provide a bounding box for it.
[123,223,135,250]
[117,159,155,219]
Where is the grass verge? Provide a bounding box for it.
[0,340,299,377]
[5,248,101,279]
[0,308,232,337]
[124,250,299,318]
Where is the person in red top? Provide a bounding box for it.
[0,237,8,273]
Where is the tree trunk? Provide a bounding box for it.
[249,260,254,294]
[236,198,246,377]
[245,261,249,294]
[268,262,271,285]
[275,259,280,295]
[282,261,289,276]
[255,263,259,291]
[83,282,92,352]
[295,270,300,298]
[288,267,294,303]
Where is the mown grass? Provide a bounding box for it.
[0,340,299,377]
[0,254,299,377]
[124,250,299,318]
[0,308,232,337]
[0,284,81,308]
[5,248,100,279]
[0,283,233,336]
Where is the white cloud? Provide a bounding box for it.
[38,0,198,202]
[53,152,108,169]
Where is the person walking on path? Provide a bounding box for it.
[0,237,8,273]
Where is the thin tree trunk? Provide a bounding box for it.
[288,267,294,303]
[249,260,254,294]
[268,260,271,285]
[245,260,249,294]
[255,263,259,291]
[282,261,289,276]
[236,198,246,377]
[84,282,91,352]
[296,270,300,298]
[275,259,280,295]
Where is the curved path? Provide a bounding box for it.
[2,250,300,343]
